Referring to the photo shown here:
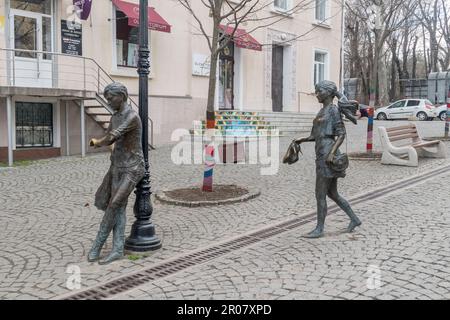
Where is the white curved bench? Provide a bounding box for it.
[378,123,447,166]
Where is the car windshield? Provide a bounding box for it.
[425,100,433,105]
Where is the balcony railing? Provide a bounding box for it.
[0,47,154,147]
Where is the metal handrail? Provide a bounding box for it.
[0,47,154,147]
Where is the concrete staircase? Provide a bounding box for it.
[258,111,315,135]
[83,94,113,130]
[191,111,278,136]
[75,92,155,148]
[191,111,315,136]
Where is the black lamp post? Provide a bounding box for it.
[125,0,162,252]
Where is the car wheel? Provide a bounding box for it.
[377,113,387,120]
[439,111,447,121]
[416,112,427,121]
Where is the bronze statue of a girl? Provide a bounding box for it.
[295,80,361,238]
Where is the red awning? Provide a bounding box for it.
[219,25,262,51]
[112,0,171,33]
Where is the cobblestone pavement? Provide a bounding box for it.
[114,167,450,300]
[0,120,449,299]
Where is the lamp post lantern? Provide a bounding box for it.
[125,0,162,252]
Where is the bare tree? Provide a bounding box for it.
[345,0,419,105]
[179,0,312,119]
[415,0,441,73]
[178,0,313,191]
[437,0,450,71]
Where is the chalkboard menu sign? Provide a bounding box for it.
[61,20,82,56]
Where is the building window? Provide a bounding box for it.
[315,0,327,22]
[314,51,328,85]
[11,0,53,59]
[274,0,289,11]
[11,0,51,14]
[218,40,235,110]
[115,10,139,68]
[16,102,53,148]
[13,16,37,59]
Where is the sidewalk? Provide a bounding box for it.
[0,120,449,299]
[113,167,450,300]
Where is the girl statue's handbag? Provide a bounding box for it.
[283,141,302,165]
[330,153,349,172]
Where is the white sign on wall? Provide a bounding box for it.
[192,53,211,77]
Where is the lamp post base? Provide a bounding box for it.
[125,221,161,252]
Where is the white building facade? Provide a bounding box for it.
[0,0,343,162]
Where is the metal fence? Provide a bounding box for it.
[345,72,450,106]
[343,78,362,102]
[428,72,450,104]
[399,78,428,100]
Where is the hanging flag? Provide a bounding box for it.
[73,0,93,20]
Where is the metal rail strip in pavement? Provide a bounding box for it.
[58,163,450,300]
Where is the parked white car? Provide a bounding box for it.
[375,99,437,121]
[435,104,449,121]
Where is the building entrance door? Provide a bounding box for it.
[272,45,284,112]
[218,41,234,110]
[9,5,53,87]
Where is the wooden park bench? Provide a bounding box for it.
[378,123,447,166]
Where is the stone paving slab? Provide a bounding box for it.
[113,169,450,300]
[0,120,449,299]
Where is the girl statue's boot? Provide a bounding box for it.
[347,218,361,233]
[341,202,361,233]
[303,204,326,238]
[303,226,324,238]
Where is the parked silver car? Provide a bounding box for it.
[375,99,437,121]
[435,104,449,121]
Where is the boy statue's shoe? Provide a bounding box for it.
[87,242,103,262]
[98,251,123,265]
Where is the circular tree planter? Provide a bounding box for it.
[348,152,382,161]
[155,184,260,207]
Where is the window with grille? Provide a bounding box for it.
[15,102,53,148]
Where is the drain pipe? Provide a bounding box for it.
[80,100,85,158]
[6,96,13,167]
[339,0,346,92]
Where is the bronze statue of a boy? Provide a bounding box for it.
[88,82,145,264]
[295,80,361,238]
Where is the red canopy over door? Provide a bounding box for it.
[112,0,171,33]
[219,25,262,51]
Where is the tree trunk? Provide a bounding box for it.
[378,52,389,106]
[373,32,380,106]
[206,24,220,118]
[402,26,410,80]
[430,35,439,72]
[390,50,396,101]
[202,18,221,193]
[411,36,418,78]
